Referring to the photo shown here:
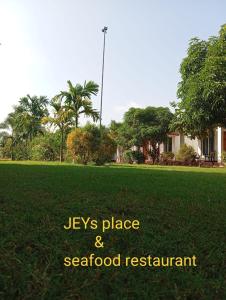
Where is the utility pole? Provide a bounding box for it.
[99,26,108,129]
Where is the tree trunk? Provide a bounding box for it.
[60,130,64,162]
[11,138,14,161]
[11,149,14,161]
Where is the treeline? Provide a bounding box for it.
[0,80,116,164]
[0,24,225,164]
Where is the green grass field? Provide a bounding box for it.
[0,161,225,300]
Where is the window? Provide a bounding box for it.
[180,134,184,145]
[164,137,172,152]
[202,138,209,155]
[209,131,214,153]
[202,130,214,155]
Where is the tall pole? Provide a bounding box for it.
[100,26,108,129]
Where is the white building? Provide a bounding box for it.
[116,127,226,163]
[164,127,226,162]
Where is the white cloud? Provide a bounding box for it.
[114,101,143,113]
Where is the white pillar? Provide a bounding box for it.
[172,137,175,154]
[217,127,222,162]
[197,139,202,156]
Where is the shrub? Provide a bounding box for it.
[0,137,30,160]
[0,138,13,159]
[29,132,61,161]
[14,143,30,160]
[123,150,145,164]
[67,124,116,165]
[176,144,196,162]
[132,150,145,164]
[222,151,226,163]
[160,151,175,162]
[64,152,74,163]
[93,134,116,165]
[123,150,133,164]
[149,147,160,164]
[67,128,93,164]
[30,144,55,161]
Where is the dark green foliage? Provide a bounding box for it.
[123,149,134,163]
[115,106,173,163]
[172,24,226,138]
[13,142,30,160]
[0,133,12,159]
[116,107,173,149]
[131,150,145,164]
[29,132,61,161]
[123,150,145,164]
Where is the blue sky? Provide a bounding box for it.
[0,0,225,125]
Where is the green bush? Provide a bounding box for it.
[222,151,226,163]
[14,143,30,160]
[123,150,145,164]
[29,132,61,161]
[123,150,133,164]
[0,138,13,159]
[132,150,145,164]
[30,144,54,161]
[1,140,30,160]
[160,151,175,162]
[176,144,196,162]
[64,151,73,163]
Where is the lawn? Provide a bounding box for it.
[0,161,225,300]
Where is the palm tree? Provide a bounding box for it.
[0,130,10,157]
[57,80,99,127]
[0,111,22,160]
[42,97,73,162]
[16,95,49,140]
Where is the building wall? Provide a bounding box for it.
[159,143,164,153]
[164,128,224,161]
[184,136,199,150]
[214,128,218,155]
[165,135,203,157]
[116,127,225,163]
[172,135,181,154]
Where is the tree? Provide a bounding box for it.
[15,95,49,140]
[57,80,99,128]
[0,111,22,160]
[117,106,173,163]
[171,24,226,138]
[0,95,49,160]
[0,130,11,158]
[42,97,73,162]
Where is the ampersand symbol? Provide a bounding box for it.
[95,235,104,248]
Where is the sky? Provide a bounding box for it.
[0,0,225,125]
